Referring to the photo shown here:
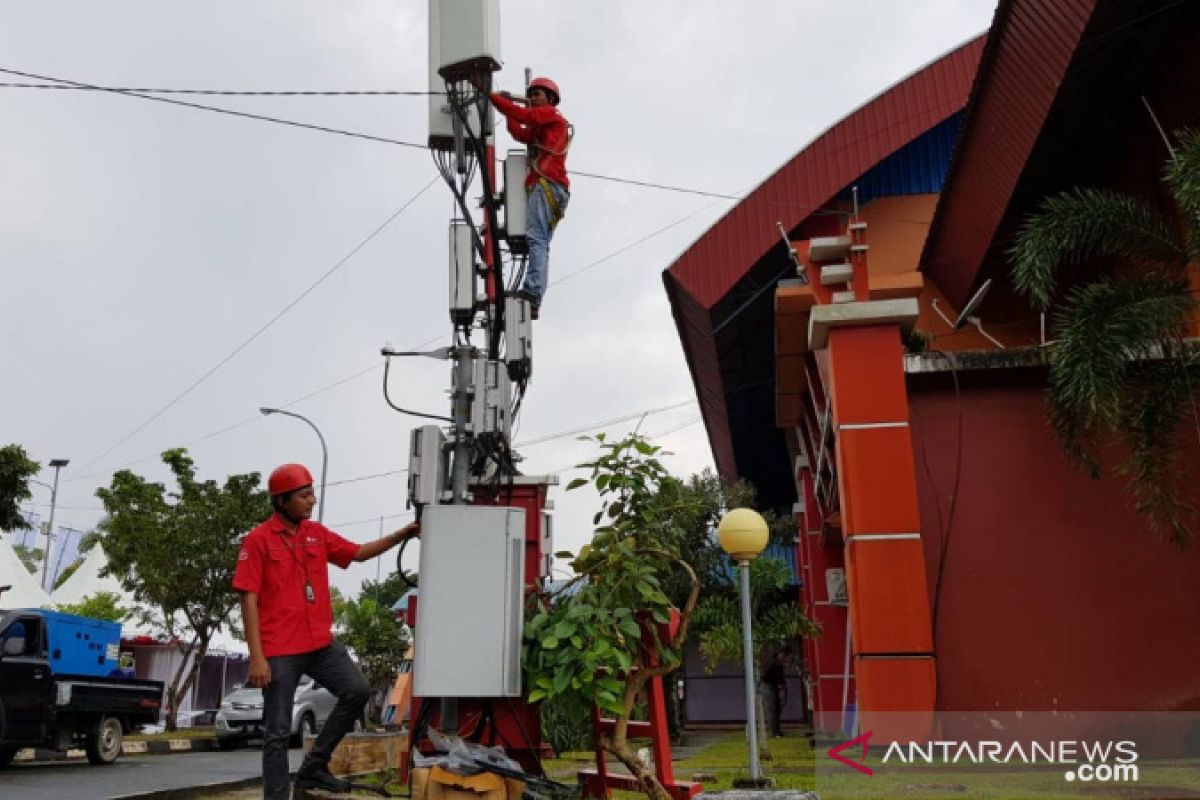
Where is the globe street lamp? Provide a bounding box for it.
[37,458,70,590]
[718,507,770,786]
[259,408,328,523]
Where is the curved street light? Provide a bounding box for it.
[718,507,771,786]
[260,408,328,523]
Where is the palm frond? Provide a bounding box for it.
[1010,188,1187,309]
[1047,276,1194,464]
[1166,129,1200,259]
[1116,355,1200,547]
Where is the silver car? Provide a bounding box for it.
[214,676,361,750]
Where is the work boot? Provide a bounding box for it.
[294,763,351,794]
[513,289,541,320]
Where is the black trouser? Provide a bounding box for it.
[262,641,369,800]
[767,683,785,736]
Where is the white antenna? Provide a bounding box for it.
[777,221,807,282]
[1141,96,1176,160]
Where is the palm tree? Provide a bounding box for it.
[1009,130,1200,546]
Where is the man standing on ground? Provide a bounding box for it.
[234,463,420,798]
[763,649,790,737]
[484,76,571,320]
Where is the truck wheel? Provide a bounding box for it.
[85,716,124,765]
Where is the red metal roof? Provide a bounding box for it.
[666,36,985,311]
[663,36,985,482]
[921,0,1098,308]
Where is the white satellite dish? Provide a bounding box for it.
[953,278,994,331]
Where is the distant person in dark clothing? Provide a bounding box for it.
[763,649,789,737]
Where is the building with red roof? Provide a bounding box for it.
[665,0,1200,739]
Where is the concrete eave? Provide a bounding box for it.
[808,298,920,350]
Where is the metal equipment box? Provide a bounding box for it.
[469,358,511,439]
[503,150,528,251]
[448,221,476,323]
[409,425,447,508]
[413,505,525,697]
[433,0,501,81]
[427,0,490,150]
[41,610,121,677]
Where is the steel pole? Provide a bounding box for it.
[40,468,63,590]
[740,559,762,781]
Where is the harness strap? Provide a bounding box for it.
[533,177,566,231]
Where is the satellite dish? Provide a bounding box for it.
[953,278,993,331]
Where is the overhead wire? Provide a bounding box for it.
[1,65,948,229]
[64,190,714,488]
[0,67,429,150]
[0,82,439,96]
[74,177,439,475]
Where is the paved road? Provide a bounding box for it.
[0,748,303,799]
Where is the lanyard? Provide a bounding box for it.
[276,528,316,603]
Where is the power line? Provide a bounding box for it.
[0,67,427,150]
[514,399,697,447]
[549,200,728,288]
[66,181,714,487]
[0,66,944,227]
[74,177,438,475]
[0,82,438,96]
[321,399,699,490]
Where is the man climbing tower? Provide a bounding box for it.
[484,76,571,320]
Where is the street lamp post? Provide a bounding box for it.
[718,507,771,787]
[40,458,70,590]
[260,408,328,523]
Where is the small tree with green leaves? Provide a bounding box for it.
[525,434,699,800]
[692,557,817,671]
[1010,129,1200,545]
[96,449,268,729]
[0,444,39,534]
[334,593,411,722]
[55,591,128,622]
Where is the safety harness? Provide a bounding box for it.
[528,121,574,231]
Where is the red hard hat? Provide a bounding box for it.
[528,77,560,105]
[268,463,314,496]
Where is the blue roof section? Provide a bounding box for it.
[718,539,801,588]
[836,111,964,205]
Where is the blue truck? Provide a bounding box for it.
[0,607,164,766]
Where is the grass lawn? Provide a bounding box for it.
[187,729,1200,799]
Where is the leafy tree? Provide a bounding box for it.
[12,544,44,576]
[95,448,269,729]
[1010,130,1200,545]
[55,591,128,622]
[691,557,817,671]
[526,434,700,800]
[333,594,410,722]
[0,444,39,533]
[359,572,412,611]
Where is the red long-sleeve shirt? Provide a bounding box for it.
[490,93,570,189]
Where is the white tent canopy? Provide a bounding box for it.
[50,544,128,606]
[48,546,246,653]
[0,535,53,609]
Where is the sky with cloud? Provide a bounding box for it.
[1,0,997,597]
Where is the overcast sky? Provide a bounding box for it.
[1,0,997,598]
